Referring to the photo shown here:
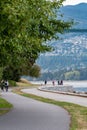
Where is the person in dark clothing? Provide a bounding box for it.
[58,80,59,85]
[44,80,47,85]
[52,80,55,86]
[4,80,9,92]
[61,80,63,85]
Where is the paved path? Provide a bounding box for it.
[0,91,70,130]
[22,88,87,107]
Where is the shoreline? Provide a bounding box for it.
[38,87,87,98]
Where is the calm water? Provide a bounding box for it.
[65,81,87,92]
[74,87,87,92]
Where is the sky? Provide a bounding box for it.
[63,0,87,5]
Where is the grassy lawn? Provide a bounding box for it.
[0,97,12,115]
[13,83,87,130]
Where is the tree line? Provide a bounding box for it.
[36,68,87,81]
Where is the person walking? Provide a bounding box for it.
[52,80,55,86]
[44,80,47,85]
[4,80,9,92]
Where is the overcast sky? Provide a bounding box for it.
[63,0,87,5]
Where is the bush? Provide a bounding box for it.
[2,66,21,81]
[9,80,17,87]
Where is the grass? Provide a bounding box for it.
[13,85,87,130]
[0,97,13,115]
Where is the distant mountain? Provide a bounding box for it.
[36,3,87,74]
[60,3,87,29]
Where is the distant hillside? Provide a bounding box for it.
[36,3,87,75]
[59,3,87,29]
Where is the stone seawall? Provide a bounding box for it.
[38,85,87,97]
[39,85,74,92]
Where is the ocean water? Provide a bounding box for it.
[65,81,87,92]
[74,87,87,92]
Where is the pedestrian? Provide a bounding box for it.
[52,80,55,86]
[5,80,9,92]
[44,80,47,85]
[61,80,63,85]
[58,80,59,85]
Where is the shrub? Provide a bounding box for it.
[9,80,17,87]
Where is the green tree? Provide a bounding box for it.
[0,0,73,80]
[29,64,41,78]
[64,71,80,80]
[0,67,3,81]
[2,65,20,81]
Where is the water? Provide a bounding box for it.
[66,83,87,93]
[74,87,87,92]
[63,81,87,92]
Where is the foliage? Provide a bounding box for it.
[29,64,41,78]
[36,68,87,81]
[2,65,20,81]
[9,80,17,87]
[2,64,41,81]
[0,0,72,79]
[64,70,80,80]
[0,67,3,81]
[79,68,87,80]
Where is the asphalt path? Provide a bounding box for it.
[22,88,87,107]
[0,91,70,130]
